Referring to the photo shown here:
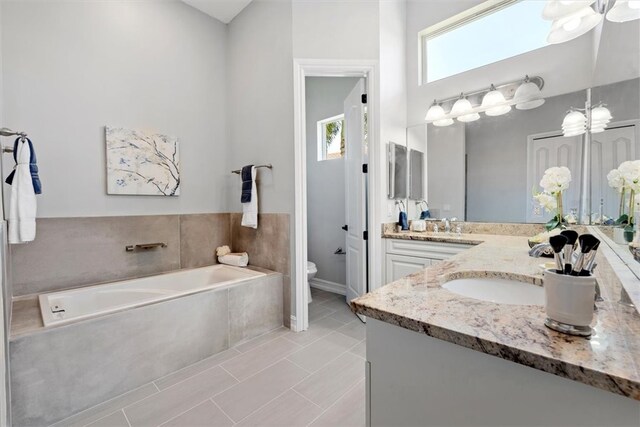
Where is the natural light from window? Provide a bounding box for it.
[424,0,551,83]
[317,114,344,161]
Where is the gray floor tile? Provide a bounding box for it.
[337,320,366,341]
[155,348,241,390]
[287,332,359,372]
[124,366,237,427]
[310,379,366,427]
[221,337,301,381]
[308,304,335,322]
[349,340,366,359]
[51,384,158,427]
[234,327,292,353]
[213,360,309,423]
[86,410,130,427]
[309,288,335,303]
[284,316,345,347]
[319,298,349,312]
[235,390,323,427]
[161,400,233,427]
[294,352,365,409]
[328,305,360,324]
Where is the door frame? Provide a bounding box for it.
[292,59,380,332]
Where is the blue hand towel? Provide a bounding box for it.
[5,137,42,194]
[240,165,254,203]
[420,209,431,219]
[398,211,409,230]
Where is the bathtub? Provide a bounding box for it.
[38,264,266,327]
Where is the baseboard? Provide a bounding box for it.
[310,278,346,296]
[289,315,298,332]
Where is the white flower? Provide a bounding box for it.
[539,166,571,195]
[607,168,625,192]
[619,160,640,193]
[534,192,557,212]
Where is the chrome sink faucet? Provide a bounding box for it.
[442,218,451,233]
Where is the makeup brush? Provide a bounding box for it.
[560,230,579,274]
[549,235,568,274]
[579,240,601,277]
[570,234,600,276]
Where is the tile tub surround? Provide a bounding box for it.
[10,271,283,426]
[352,233,640,401]
[231,213,291,326]
[10,214,231,297]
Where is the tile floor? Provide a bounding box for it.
[52,288,366,427]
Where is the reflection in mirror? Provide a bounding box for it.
[407,78,640,224]
[409,149,424,200]
[388,142,407,199]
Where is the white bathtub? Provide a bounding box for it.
[38,265,266,327]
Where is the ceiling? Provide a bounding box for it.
[181,0,253,24]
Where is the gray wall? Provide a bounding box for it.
[1,0,228,217]
[465,78,640,223]
[226,0,295,322]
[305,77,359,286]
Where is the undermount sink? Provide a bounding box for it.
[442,278,544,306]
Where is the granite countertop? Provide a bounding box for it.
[352,232,640,401]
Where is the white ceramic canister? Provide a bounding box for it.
[613,227,627,245]
[543,269,596,327]
[411,220,427,232]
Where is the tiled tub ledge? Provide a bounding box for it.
[353,230,640,402]
[10,267,283,426]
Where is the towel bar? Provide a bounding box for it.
[231,164,272,174]
[125,242,167,252]
[0,127,27,153]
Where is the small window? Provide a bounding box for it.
[317,114,345,161]
[420,0,551,84]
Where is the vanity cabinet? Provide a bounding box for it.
[385,238,472,283]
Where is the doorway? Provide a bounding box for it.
[304,76,368,327]
[292,60,379,332]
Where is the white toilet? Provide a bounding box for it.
[307,261,317,302]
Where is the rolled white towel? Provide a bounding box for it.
[216,245,231,257]
[218,252,249,267]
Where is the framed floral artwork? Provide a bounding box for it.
[106,126,180,196]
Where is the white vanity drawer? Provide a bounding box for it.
[385,238,472,260]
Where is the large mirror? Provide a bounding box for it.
[403,13,640,225]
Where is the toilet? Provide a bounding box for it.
[307,261,317,302]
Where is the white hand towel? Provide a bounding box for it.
[9,140,37,244]
[218,253,249,267]
[241,166,258,229]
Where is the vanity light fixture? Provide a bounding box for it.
[424,76,544,125]
[514,76,546,110]
[451,94,480,122]
[543,0,602,45]
[425,100,446,121]
[607,0,640,22]
[481,85,511,116]
[433,118,455,127]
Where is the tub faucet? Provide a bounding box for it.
[529,243,551,257]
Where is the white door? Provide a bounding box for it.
[590,124,638,219]
[385,254,431,283]
[526,134,583,223]
[344,79,367,305]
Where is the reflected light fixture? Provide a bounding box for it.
[513,76,545,110]
[543,0,602,45]
[481,85,511,116]
[451,94,480,122]
[607,0,640,22]
[561,105,612,137]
